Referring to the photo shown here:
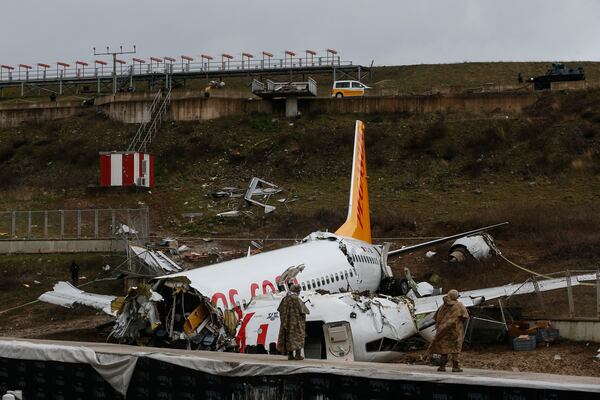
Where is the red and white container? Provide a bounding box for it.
[99,151,154,187]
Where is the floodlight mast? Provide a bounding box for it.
[93,45,136,93]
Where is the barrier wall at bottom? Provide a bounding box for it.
[0,339,599,400]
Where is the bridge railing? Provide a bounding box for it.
[0,56,354,83]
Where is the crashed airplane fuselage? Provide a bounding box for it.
[40,120,509,359]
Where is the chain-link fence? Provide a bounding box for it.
[0,208,149,240]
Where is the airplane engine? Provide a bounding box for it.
[378,276,410,296]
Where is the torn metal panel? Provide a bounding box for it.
[38,281,117,316]
[244,177,282,214]
[108,278,237,351]
[129,245,183,275]
[110,284,164,343]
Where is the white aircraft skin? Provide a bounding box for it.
[239,273,597,363]
[239,291,418,363]
[159,232,385,318]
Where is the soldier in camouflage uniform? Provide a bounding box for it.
[277,284,310,360]
[427,289,469,372]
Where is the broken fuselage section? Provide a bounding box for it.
[109,279,238,351]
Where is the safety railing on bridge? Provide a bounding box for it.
[0,56,352,83]
[0,208,149,240]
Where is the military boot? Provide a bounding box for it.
[452,361,463,373]
[437,355,448,372]
[294,350,304,361]
[288,352,294,360]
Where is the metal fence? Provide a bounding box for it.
[0,208,149,240]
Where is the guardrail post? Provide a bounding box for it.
[566,270,575,319]
[596,269,600,320]
[11,211,16,238]
[27,211,32,238]
[60,210,64,239]
[532,278,546,313]
[77,210,81,238]
[44,211,48,237]
[111,210,116,236]
[94,209,99,238]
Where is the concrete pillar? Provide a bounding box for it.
[285,96,298,118]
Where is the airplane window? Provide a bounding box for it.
[321,277,326,286]
[335,273,339,281]
[326,276,330,284]
[344,271,349,278]
[302,283,306,291]
[349,270,354,277]
[330,274,334,282]
[312,279,316,288]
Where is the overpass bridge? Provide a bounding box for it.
[0,51,368,97]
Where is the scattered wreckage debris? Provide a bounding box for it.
[216,210,253,218]
[211,187,244,199]
[449,233,497,263]
[38,281,117,316]
[244,177,282,214]
[126,244,183,276]
[212,177,287,217]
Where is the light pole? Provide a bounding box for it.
[93,45,136,94]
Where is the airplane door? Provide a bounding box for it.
[322,322,354,361]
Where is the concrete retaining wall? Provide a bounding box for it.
[300,92,536,115]
[549,320,600,342]
[0,239,125,254]
[94,91,272,123]
[0,101,83,129]
[1,91,537,128]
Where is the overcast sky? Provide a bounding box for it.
[2,0,599,67]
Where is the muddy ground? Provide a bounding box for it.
[396,341,600,377]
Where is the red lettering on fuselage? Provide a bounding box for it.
[211,277,297,312]
[262,280,276,294]
[211,292,228,310]
[250,283,260,298]
[228,289,242,318]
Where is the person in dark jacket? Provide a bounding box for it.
[70,261,80,287]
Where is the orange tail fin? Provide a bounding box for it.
[335,120,371,243]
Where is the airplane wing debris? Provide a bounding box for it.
[387,222,508,257]
[129,245,183,275]
[413,272,598,315]
[38,281,117,316]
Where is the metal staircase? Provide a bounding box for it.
[127,88,171,152]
